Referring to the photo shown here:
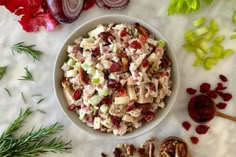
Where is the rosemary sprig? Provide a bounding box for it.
[4,88,11,97]
[18,67,34,81]
[0,108,72,157]
[0,66,8,80]
[21,92,27,104]
[11,42,43,61]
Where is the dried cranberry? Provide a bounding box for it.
[68,104,77,111]
[142,58,149,67]
[182,121,191,131]
[196,125,210,134]
[120,29,128,37]
[207,91,217,99]
[111,116,121,127]
[216,102,227,109]
[217,92,232,101]
[200,83,211,93]
[101,95,113,105]
[190,136,199,144]
[109,62,121,73]
[107,79,121,89]
[127,103,135,112]
[216,82,227,90]
[118,88,126,96]
[91,47,100,57]
[219,74,228,82]
[144,111,155,122]
[186,88,197,95]
[73,89,82,100]
[130,40,142,49]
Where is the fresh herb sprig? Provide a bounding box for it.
[0,108,72,157]
[19,67,34,81]
[0,66,8,80]
[168,0,213,15]
[11,42,43,61]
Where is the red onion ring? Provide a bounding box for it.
[46,0,84,23]
[96,0,130,9]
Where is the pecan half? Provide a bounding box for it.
[78,67,89,85]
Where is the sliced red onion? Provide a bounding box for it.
[96,0,130,9]
[46,0,84,23]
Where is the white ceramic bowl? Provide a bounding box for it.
[53,15,180,140]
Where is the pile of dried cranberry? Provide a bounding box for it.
[183,74,232,144]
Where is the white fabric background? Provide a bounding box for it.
[0,0,236,156]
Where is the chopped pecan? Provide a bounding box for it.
[135,23,150,38]
[78,67,89,85]
[160,55,172,69]
[101,152,107,157]
[175,143,187,157]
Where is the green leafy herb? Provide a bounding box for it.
[21,92,27,104]
[19,67,34,81]
[37,98,45,104]
[168,0,213,15]
[11,42,43,61]
[4,88,11,97]
[0,108,72,157]
[31,93,42,97]
[0,66,8,80]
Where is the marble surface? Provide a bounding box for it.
[1,0,236,156]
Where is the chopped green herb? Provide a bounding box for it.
[0,66,7,80]
[31,93,43,97]
[21,92,27,104]
[36,109,46,114]
[37,98,45,104]
[4,88,11,97]
[11,42,43,61]
[193,17,206,27]
[19,67,34,81]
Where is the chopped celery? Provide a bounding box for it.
[183,43,195,52]
[198,39,210,53]
[81,62,89,71]
[88,95,103,106]
[230,34,236,40]
[157,40,166,48]
[184,30,196,43]
[97,87,109,96]
[195,27,208,36]
[195,48,205,58]
[100,104,109,113]
[204,57,217,70]
[223,49,234,58]
[205,31,216,41]
[112,45,118,53]
[74,62,81,69]
[193,58,204,67]
[87,67,96,75]
[193,17,206,27]
[67,58,75,67]
[211,44,223,58]
[213,35,225,43]
[92,78,100,85]
[233,11,236,24]
[209,19,219,32]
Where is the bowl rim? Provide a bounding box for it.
[53,14,180,140]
